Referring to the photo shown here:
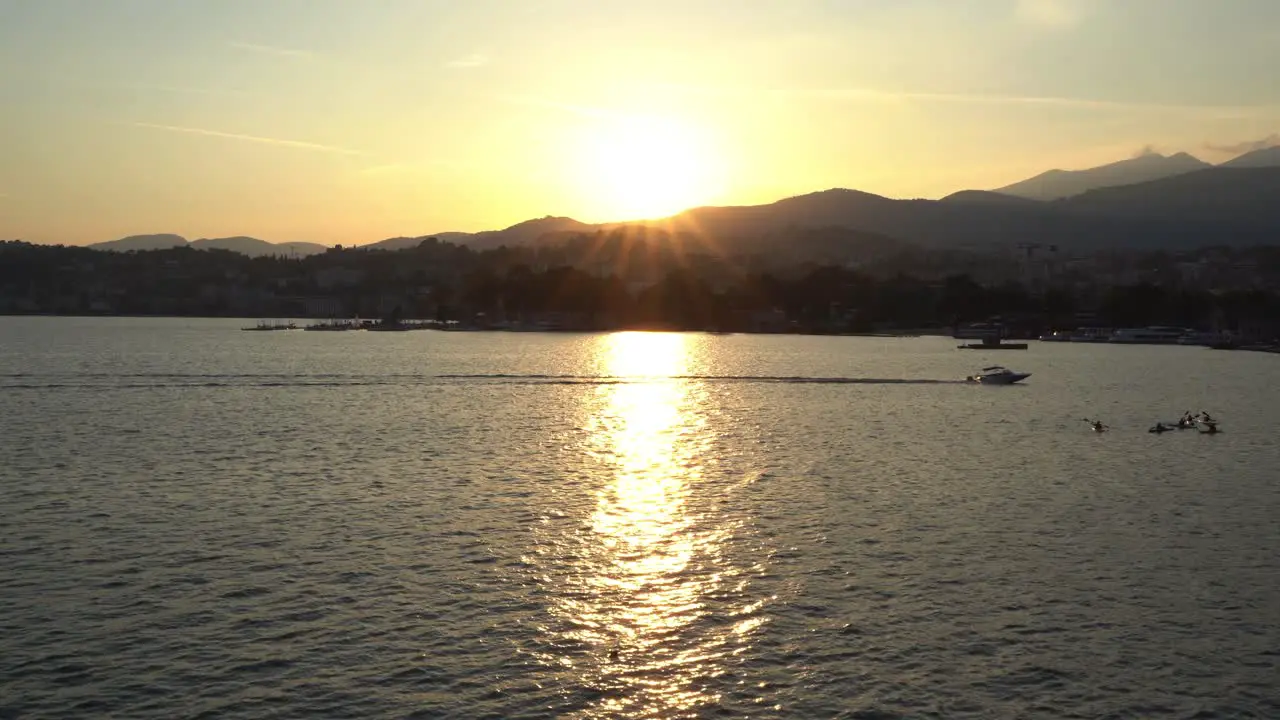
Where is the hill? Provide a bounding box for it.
[89,234,188,252]
[464,217,594,251]
[80,165,1280,260]
[633,168,1280,251]
[1220,145,1280,168]
[939,190,1041,206]
[368,232,473,251]
[638,188,1055,251]
[1060,167,1280,220]
[91,234,327,257]
[363,220,592,253]
[994,152,1211,200]
[189,236,327,257]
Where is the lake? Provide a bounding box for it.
[1,317,1277,719]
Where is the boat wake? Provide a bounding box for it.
[435,373,965,385]
[1,372,968,389]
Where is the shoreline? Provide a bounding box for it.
[0,313,952,337]
[3,314,1276,350]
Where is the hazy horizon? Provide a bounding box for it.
[4,0,1280,246]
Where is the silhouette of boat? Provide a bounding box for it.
[966,366,1031,384]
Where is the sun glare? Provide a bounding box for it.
[575,114,722,221]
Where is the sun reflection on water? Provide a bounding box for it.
[541,331,762,718]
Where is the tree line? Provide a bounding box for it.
[1,238,1277,336]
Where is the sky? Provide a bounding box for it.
[2,0,1280,246]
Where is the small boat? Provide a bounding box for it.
[958,341,1028,350]
[966,366,1031,385]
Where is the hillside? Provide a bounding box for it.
[636,168,1280,251]
[994,152,1211,200]
[369,232,473,251]
[939,190,1040,206]
[91,234,327,257]
[1060,167,1280,219]
[89,234,188,252]
[189,237,328,257]
[463,217,595,251]
[1220,146,1280,169]
[78,163,1280,260]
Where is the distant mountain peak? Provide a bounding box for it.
[506,215,583,229]
[994,151,1210,200]
[89,233,188,252]
[89,233,327,257]
[1220,145,1280,168]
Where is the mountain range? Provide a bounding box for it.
[89,234,330,257]
[85,143,1280,256]
[993,151,1212,200]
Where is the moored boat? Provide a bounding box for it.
[958,340,1028,350]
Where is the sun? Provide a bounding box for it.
[575,114,722,221]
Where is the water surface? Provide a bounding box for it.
[1,318,1277,718]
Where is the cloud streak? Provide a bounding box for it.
[650,81,1280,117]
[229,41,313,59]
[129,122,362,155]
[1204,133,1280,154]
[446,53,489,69]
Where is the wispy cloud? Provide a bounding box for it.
[1204,133,1280,154]
[129,122,362,155]
[446,53,490,69]
[650,81,1280,118]
[229,40,313,59]
[1015,0,1091,29]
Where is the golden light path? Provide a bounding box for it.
[544,331,763,718]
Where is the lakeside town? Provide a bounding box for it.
[3,235,1279,346]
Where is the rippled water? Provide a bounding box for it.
[2,317,1278,719]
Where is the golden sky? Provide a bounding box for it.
[2,0,1279,245]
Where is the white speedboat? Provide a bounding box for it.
[966,366,1031,384]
